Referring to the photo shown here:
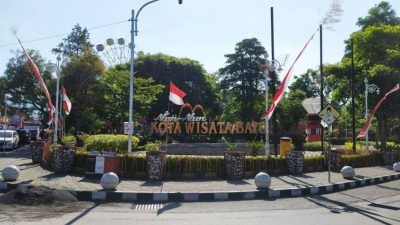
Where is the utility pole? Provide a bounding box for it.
[351,38,356,154]
[320,24,324,153]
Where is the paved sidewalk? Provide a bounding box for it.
[0,147,398,193]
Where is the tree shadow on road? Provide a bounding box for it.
[305,195,400,225]
[65,203,99,225]
[157,202,182,215]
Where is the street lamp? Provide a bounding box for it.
[364,78,380,151]
[261,54,283,155]
[128,0,182,152]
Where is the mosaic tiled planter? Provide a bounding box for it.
[224,151,246,180]
[54,146,76,174]
[30,141,45,164]
[146,151,166,181]
[287,151,304,175]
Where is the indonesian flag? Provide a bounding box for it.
[61,86,72,115]
[265,31,316,120]
[169,82,186,105]
[357,83,399,138]
[18,38,55,124]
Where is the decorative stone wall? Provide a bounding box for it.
[382,150,395,165]
[287,151,304,175]
[54,147,76,174]
[224,151,245,179]
[146,151,166,181]
[30,141,45,164]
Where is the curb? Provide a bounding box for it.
[1,173,399,202]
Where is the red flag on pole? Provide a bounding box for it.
[61,86,72,115]
[169,82,186,105]
[18,38,55,124]
[357,83,399,138]
[265,30,317,120]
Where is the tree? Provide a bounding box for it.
[278,89,308,131]
[218,38,267,121]
[101,66,164,132]
[4,50,54,122]
[53,24,93,57]
[134,53,221,119]
[61,52,105,133]
[289,69,320,98]
[357,1,399,30]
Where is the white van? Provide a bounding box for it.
[0,130,19,150]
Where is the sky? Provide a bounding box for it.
[1,0,399,80]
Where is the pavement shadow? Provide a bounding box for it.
[376,184,400,191]
[227,180,250,185]
[65,203,99,225]
[40,173,68,180]
[157,202,182,215]
[140,181,163,187]
[77,177,100,184]
[305,195,400,225]
[275,177,311,188]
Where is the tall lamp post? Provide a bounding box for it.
[261,55,283,155]
[128,0,183,153]
[364,78,380,151]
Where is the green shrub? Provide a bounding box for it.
[221,137,237,151]
[144,141,161,151]
[247,141,264,156]
[62,135,77,148]
[84,134,139,153]
[304,141,328,151]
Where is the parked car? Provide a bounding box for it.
[22,126,40,141]
[0,130,19,150]
[16,129,30,145]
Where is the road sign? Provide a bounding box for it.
[124,122,134,134]
[318,105,340,125]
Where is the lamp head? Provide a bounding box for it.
[178,0,182,4]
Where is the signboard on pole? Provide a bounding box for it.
[124,122,134,135]
[95,156,105,174]
[318,105,340,125]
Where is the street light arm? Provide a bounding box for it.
[136,0,160,21]
[134,0,160,35]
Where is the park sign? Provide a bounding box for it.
[150,103,266,135]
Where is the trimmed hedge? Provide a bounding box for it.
[340,152,383,168]
[304,141,328,152]
[84,134,139,153]
[72,149,389,179]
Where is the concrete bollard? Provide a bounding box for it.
[341,166,355,179]
[393,162,400,172]
[100,172,120,190]
[255,172,271,189]
[2,165,20,181]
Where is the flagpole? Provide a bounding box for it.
[54,56,61,144]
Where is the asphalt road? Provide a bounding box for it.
[1,180,400,225]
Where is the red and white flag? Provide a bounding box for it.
[18,38,55,124]
[265,31,317,120]
[169,82,186,105]
[357,83,399,138]
[61,86,72,115]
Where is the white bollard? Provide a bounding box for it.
[393,162,400,172]
[341,166,355,179]
[255,172,271,189]
[2,165,20,181]
[100,172,120,190]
